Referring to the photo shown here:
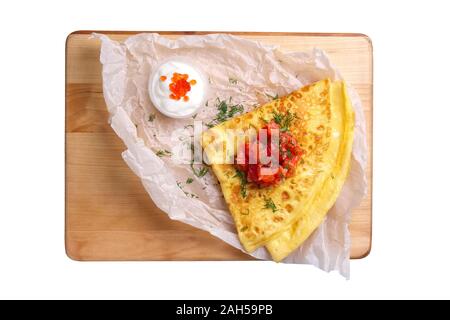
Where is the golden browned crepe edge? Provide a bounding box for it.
[266,81,355,261]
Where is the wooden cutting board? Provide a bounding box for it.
[66,31,373,260]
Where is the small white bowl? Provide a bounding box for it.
[148,57,209,119]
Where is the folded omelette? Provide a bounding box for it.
[202,79,354,261]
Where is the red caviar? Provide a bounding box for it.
[159,72,197,102]
[235,121,302,187]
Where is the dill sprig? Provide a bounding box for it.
[234,169,248,198]
[272,110,296,132]
[156,149,172,157]
[190,162,209,178]
[266,93,279,101]
[263,197,278,213]
[206,98,244,128]
[177,181,199,199]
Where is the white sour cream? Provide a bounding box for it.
[148,59,207,118]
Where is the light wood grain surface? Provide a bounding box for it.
[65,31,372,260]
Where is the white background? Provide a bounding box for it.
[0,0,449,299]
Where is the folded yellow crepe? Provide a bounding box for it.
[202,79,354,259]
[266,81,354,261]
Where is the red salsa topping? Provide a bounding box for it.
[235,121,302,187]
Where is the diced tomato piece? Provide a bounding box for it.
[234,121,302,187]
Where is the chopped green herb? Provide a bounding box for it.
[186,177,194,184]
[216,100,228,122]
[234,169,248,198]
[272,110,296,132]
[228,104,244,117]
[206,98,245,127]
[156,149,172,157]
[148,113,156,122]
[190,162,209,178]
[272,112,283,125]
[229,78,238,85]
[177,180,199,199]
[263,197,278,213]
[285,149,293,159]
[266,93,279,101]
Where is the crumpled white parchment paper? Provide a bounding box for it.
[95,33,368,278]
